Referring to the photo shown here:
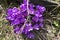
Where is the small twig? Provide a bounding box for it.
[34,30,47,40]
[49,6,59,14]
[45,5,57,7]
[19,0,30,34]
[16,35,20,40]
[46,0,60,14]
[45,0,60,6]
[33,31,42,40]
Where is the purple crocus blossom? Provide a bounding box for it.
[33,24,39,30]
[32,16,39,22]
[14,26,20,34]
[6,0,46,39]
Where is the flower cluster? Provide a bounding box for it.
[6,0,46,39]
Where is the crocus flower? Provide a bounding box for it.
[6,0,46,39]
